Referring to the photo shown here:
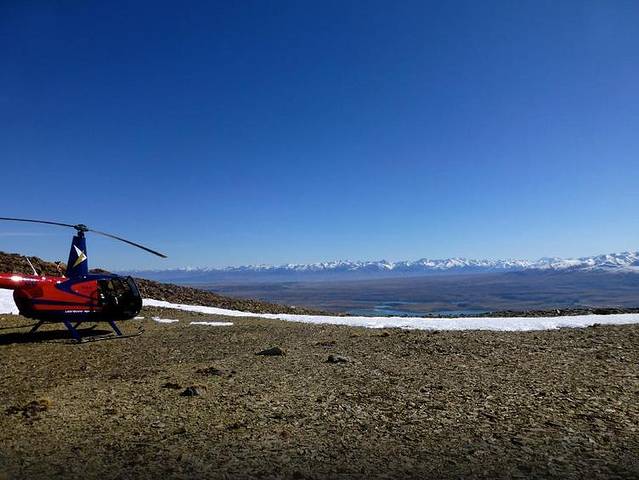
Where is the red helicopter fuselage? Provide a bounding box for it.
[0,273,142,322]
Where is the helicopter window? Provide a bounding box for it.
[98,278,133,303]
[126,276,140,297]
[110,278,129,295]
[96,277,142,317]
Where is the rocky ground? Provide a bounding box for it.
[0,251,65,277]
[0,308,638,479]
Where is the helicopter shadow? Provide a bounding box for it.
[0,326,113,345]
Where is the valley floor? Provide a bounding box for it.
[0,308,638,479]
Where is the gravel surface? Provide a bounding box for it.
[1,308,638,479]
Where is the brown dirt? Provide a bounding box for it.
[0,308,638,479]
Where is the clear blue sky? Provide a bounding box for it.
[1,1,638,269]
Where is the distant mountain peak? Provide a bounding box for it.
[122,251,639,283]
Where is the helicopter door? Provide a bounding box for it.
[98,279,118,307]
[98,277,142,319]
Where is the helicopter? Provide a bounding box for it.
[0,217,166,342]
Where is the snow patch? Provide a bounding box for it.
[0,289,18,315]
[3,289,637,332]
[142,298,639,332]
[151,316,180,324]
[190,321,234,327]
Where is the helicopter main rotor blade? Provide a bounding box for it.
[0,217,167,258]
[88,229,167,258]
[0,217,79,229]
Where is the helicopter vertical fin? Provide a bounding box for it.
[66,233,89,278]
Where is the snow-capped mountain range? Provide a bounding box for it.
[125,251,639,283]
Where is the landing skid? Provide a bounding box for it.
[29,319,137,343]
[70,326,143,343]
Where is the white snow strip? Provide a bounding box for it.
[134,316,145,320]
[0,289,18,315]
[142,298,639,332]
[190,321,234,327]
[151,316,180,324]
